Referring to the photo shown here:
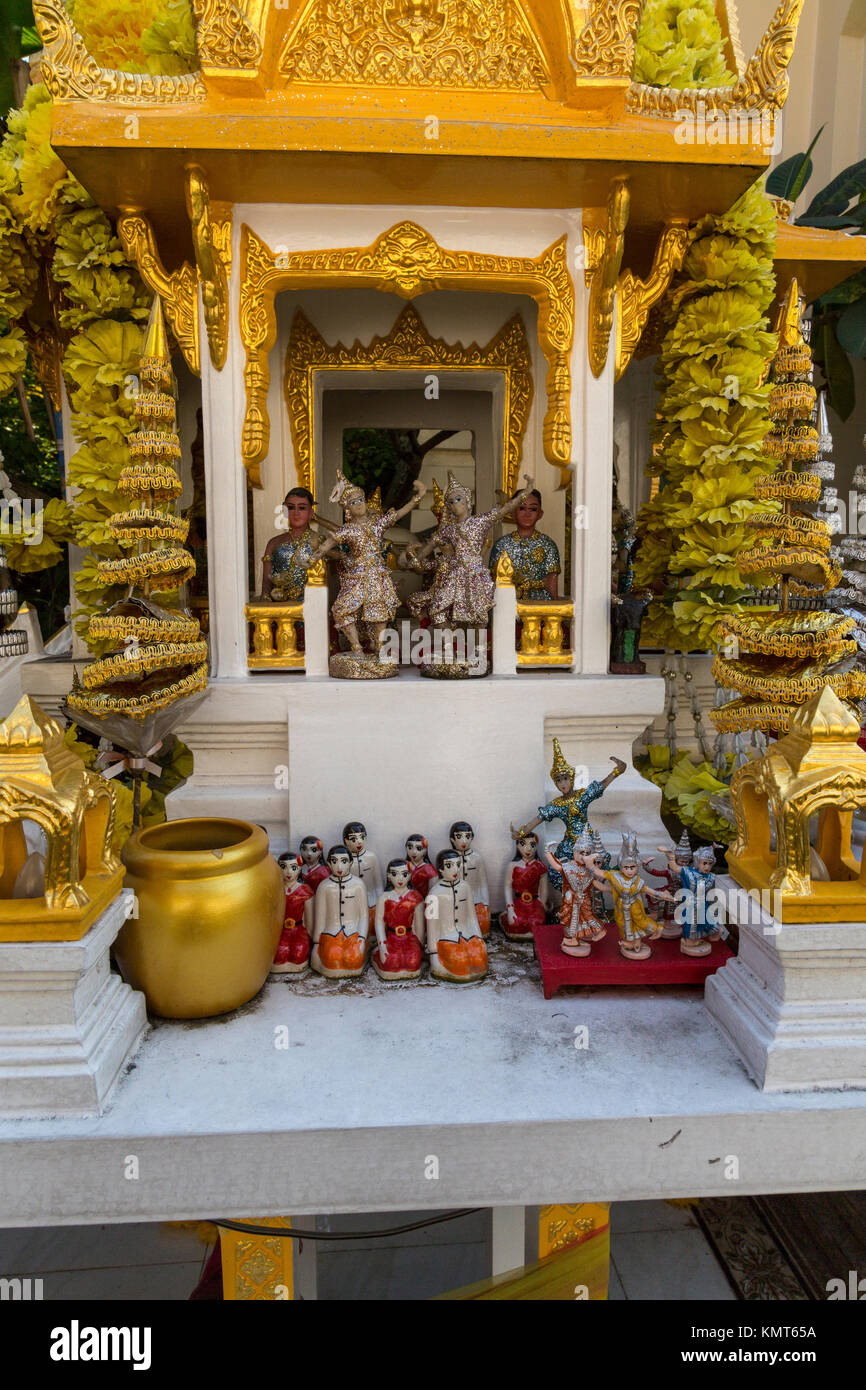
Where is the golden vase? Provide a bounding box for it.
[117,818,282,1019]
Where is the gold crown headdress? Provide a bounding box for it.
[577,827,593,854]
[674,829,693,865]
[330,470,365,509]
[550,738,575,784]
[444,470,472,505]
[431,478,445,520]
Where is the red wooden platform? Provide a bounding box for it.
[531,922,734,998]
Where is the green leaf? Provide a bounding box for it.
[822,322,856,420]
[796,214,858,229]
[817,267,866,310]
[766,126,825,201]
[837,297,866,358]
[805,157,866,217]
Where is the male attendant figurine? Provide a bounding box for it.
[488,488,560,599]
[449,820,490,935]
[342,821,381,927]
[261,486,319,600]
[426,849,488,982]
[311,845,369,979]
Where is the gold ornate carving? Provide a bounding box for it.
[219,1217,293,1300]
[117,213,200,376]
[615,221,689,380]
[278,0,550,90]
[284,304,533,496]
[572,1,642,78]
[626,0,804,116]
[516,598,574,667]
[23,322,64,412]
[539,1204,608,1257]
[245,601,304,670]
[192,0,263,69]
[241,220,574,490]
[727,685,866,921]
[33,0,205,103]
[185,166,231,372]
[0,696,122,940]
[583,177,630,379]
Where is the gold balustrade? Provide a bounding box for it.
[516,599,574,668]
[245,601,305,670]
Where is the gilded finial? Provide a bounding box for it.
[550,737,575,784]
[776,278,804,349]
[142,294,170,364]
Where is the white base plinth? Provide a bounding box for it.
[0,892,148,1118]
[705,875,866,1092]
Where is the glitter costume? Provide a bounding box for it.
[538,781,605,890]
[423,510,501,625]
[558,859,605,945]
[489,530,560,599]
[604,868,656,943]
[679,863,718,941]
[329,508,401,631]
[268,527,317,601]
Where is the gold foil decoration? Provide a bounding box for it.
[278,0,550,90]
[615,221,690,380]
[192,0,264,71]
[117,213,201,376]
[32,0,205,103]
[572,1,642,78]
[241,220,574,489]
[583,177,630,379]
[0,696,122,940]
[185,166,231,372]
[727,686,866,922]
[284,304,533,497]
[219,1217,293,1301]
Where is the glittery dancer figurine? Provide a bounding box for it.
[405,833,437,898]
[311,845,369,979]
[302,471,427,678]
[502,831,549,941]
[299,835,330,894]
[343,821,381,929]
[272,852,315,974]
[643,831,693,939]
[406,472,536,644]
[426,848,488,983]
[449,821,490,935]
[545,830,606,957]
[679,844,722,957]
[586,831,672,961]
[511,740,626,893]
[262,487,319,600]
[372,860,425,981]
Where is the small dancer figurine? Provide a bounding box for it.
[343,821,380,928]
[302,471,427,678]
[643,831,692,939]
[311,845,369,979]
[405,833,437,898]
[511,740,626,893]
[299,835,330,894]
[272,852,315,975]
[586,831,672,961]
[502,831,549,941]
[545,831,606,957]
[589,828,610,920]
[372,860,425,981]
[488,488,561,599]
[426,848,488,983]
[449,821,490,935]
[261,487,319,600]
[679,844,722,957]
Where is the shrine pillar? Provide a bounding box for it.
[573,283,615,676]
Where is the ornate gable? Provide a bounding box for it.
[277,0,551,90]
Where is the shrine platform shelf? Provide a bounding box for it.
[1,945,864,1228]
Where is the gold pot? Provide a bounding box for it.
[117,818,282,1019]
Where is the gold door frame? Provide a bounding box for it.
[239,219,573,489]
[283,304,533,499]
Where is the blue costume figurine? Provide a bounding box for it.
[511,739,626,892]
[678,844,723,957]
[489,489,561,601]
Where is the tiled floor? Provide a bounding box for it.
[0,1202,736,1300]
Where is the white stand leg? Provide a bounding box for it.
[0,892,147,1117]
[292,1215,319,1301]
[490,1205,526,1276]
[302,586,330,678]
[491,585,518,677]
[705,874,866,1091]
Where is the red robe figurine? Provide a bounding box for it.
[299,835,330,894]
[502,833,550,941]
[405,834,437,898]
[373,860,426,981]
[273,853,315,974]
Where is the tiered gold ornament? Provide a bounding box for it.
[67,298,208,722]
[712,281,866,736]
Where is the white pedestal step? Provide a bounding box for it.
[0,891,148,1118]
[705,874,866,1092]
